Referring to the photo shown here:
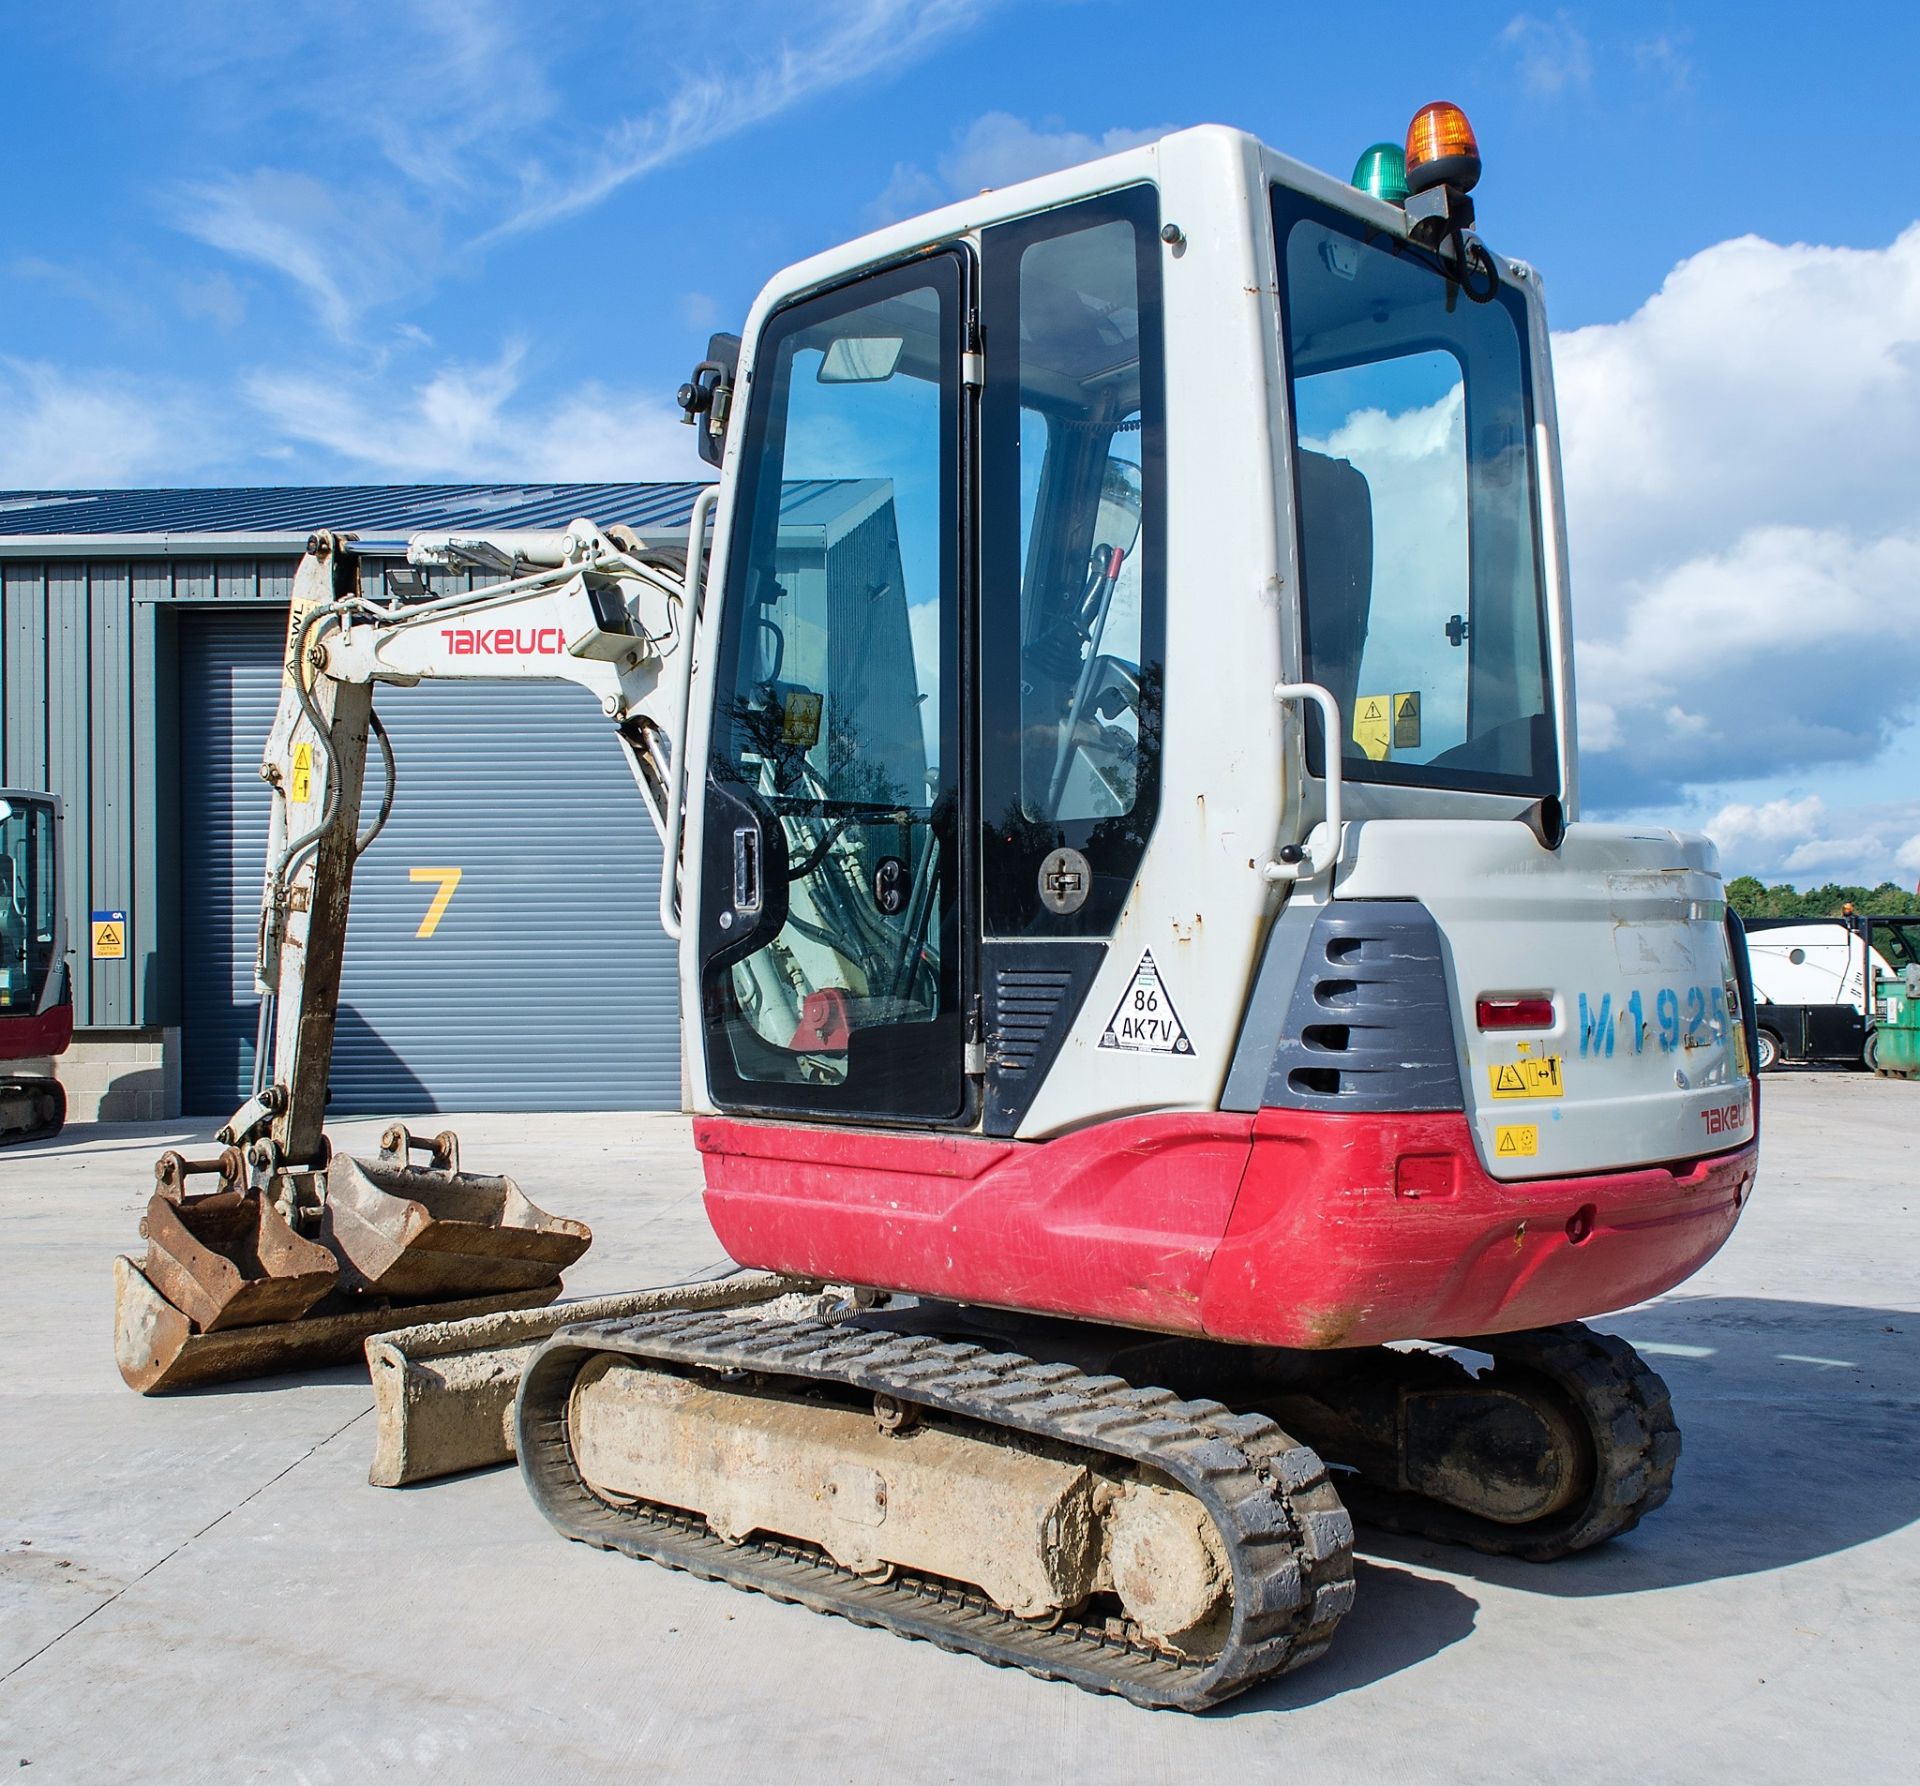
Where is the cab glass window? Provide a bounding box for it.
[700,258,964,1121]
[1276,188,1556,796]
[981,186,1166,934]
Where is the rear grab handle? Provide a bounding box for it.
[1265,681,1343,883]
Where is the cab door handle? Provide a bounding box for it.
[733,826,762,914]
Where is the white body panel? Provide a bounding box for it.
[1336,820,1752,1178]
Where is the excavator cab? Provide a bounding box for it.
[0,790,70,1145]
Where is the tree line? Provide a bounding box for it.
[1726,877,1920,918]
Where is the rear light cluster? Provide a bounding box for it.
[1476,996,1554,1030]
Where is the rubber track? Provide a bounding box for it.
[0,1077,63,1147]
[517,1307,1355,1710]
[1344,1320,1680,1562]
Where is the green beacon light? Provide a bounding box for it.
[1352,141,1408,207]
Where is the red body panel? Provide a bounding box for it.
[698,1108,1757,1348]
[0,999,72,1065]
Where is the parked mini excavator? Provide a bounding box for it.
[113,109,1763,1708]
[1,788,70,1144]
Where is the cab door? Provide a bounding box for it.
[697,253,972,1124]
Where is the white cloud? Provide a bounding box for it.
[172,170,436,341]
[1499,11,1593,97]
[1701,794,1920,886]
[1707,795,1830,854]
[871,112,1169,224]
[678,292,722,332]
[1557,223,1920,808]
[175,269,248,330]
[1635,33,1693,94]
[364,0,557,200]
[940,113,1166,195]
[0,359,216,486]
[489,2,996,241]
[245,346,700,481]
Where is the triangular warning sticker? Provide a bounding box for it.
[1098,950,1194,1055]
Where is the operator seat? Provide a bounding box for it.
[1295,448,1374,745]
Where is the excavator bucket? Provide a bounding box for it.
[113,1133,592,1394]
[320,1129,591,1300]
[140,1186,338,1333]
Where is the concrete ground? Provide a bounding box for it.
[2,1074,1915,1784]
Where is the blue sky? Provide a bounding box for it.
[4,1,1919,883]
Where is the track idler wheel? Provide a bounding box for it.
[1269,1322,1679,1562]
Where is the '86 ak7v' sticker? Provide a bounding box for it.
[1099,951,1194,1055]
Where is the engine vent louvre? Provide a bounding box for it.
[1264,902,1464,1114]
[981,942,1107,1137]
[992,969,1075,1075]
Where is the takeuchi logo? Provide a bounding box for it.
[1701,1098,1749,1136]
[438,626,566,656]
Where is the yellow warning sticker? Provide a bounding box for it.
[1393,691,1422,749]
[290,742,314,804]
[781,690,823,749]
[1488,1055,1565,1099]
[1495,1124,1539,1158]
[1352,693,1391,761]
[91,912,127,960]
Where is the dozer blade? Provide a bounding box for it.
[139,1188,339,1334]
[363,1272,814,1487]
[113,1253,564,1395]
[321,1146,590,1301]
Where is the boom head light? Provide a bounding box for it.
[1404,101,1481,198]
[1351,141,1408,206]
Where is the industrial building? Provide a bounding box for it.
[0,485,707,1120]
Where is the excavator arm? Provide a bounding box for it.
[227,504,713,1184]
[115,504,716,1391]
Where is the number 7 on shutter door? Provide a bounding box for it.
[409,867,463,939]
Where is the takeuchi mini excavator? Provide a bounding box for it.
[115,107,1762,1709]
[1,789,70,1145]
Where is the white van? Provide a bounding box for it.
[1744,915,1919,1070]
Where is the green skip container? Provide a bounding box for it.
[1871,968,1920,1079]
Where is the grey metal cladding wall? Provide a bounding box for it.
[179,607,681,1115]
[0,558,145,1026]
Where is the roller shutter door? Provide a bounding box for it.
[179,607,680,1114]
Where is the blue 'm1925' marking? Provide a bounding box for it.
[1579,984,1729,1057]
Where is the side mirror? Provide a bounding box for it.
[677,331,742,468]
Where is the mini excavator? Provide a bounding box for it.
[1,788,70,1145]
[114,109,1762,1708]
